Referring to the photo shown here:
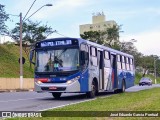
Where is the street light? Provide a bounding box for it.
[24,4,53,21]
[19,3,52,89]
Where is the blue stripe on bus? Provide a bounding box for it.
[79,69,89,92]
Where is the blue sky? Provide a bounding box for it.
[1,0,160,56]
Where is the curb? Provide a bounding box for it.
[0,89,34,93]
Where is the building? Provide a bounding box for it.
[79,12,117,35]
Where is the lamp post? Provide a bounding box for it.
[20,13,23,89]
[24,4,53,21]
[19,3,52,89]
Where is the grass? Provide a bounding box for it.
[0,44,34,78]
[6,87,160,120]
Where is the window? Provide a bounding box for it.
[117,55,121,62]
[81,44,88,52]
[80,44,89,69]
[104,51,111,68]
[90,46,97,66]
[90,47,97,56]
[130,58,133,65]
[90,26,93,29]
[104,51,110,59]
[117,55,122,69]
[126,57,130,70]
[122,56,126,70]
[129,58,134,70]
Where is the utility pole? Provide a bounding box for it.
[154,58,157,84]
[20,12,23,89]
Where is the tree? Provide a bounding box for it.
[11,20,53,43]
[11,20,53,66]
[80,31,104,45]
[80,24,122,49]
[140,55,154,77]
[0,4,9,35]
[105,25,122,47]
[120,41,138,55]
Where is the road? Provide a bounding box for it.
[0,84,160,111]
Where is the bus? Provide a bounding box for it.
[30,37,135,98]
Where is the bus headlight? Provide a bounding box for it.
[37,80,42,84]
[66,76,80,84]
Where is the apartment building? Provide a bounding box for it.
[79,12,117,35]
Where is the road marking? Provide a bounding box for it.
[0,97,47,103]
[39,98,96,111]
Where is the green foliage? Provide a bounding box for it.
[135,72,160,84]
[106,25,121,46]
[135,72,143,84]
[0,44,33,78]
[80,24,122,49]
[0,4,9,35]
[11,20,53,43]
[80,31,104,45]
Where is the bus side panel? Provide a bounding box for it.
[126,71,135,88]
[118,71,135,89]
[79,69,89,92]
[117,70,123,89]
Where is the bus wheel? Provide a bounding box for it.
[86,80,97,98]
[52,92,62,99]
[120,80,125,93]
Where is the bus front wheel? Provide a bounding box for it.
[86,80,97,98]
[52,92,62,99]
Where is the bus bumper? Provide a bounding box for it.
[34,80,80,93]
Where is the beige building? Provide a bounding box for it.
[79,12,117,35]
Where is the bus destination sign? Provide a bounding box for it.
[40,40,72,47]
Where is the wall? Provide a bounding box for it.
[0,78,34,90]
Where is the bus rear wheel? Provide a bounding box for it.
[86,80,97,98]
[119,80,125,93]
[52,92,62,99]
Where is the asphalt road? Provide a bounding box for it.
[0,84,160,111]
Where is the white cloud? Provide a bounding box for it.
[120,29,160,56]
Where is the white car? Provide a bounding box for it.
[139,77,152,86]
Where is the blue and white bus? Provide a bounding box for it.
[30,37,135,98]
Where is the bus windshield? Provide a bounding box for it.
[35,48,79,72]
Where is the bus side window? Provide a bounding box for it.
[117,55,122,69]
[104,51,110,68]
[122,56,126,70]
[90,46,97,66]
[126,57,130,70]
[129,58,133,71]
[80,44,89,67]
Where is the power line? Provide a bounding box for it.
[23,0,37,21]
[47,30,67,37]
[55,32,66,37]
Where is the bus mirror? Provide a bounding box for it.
[29,49,35,65]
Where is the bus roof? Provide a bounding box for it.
[37,37,134,58]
